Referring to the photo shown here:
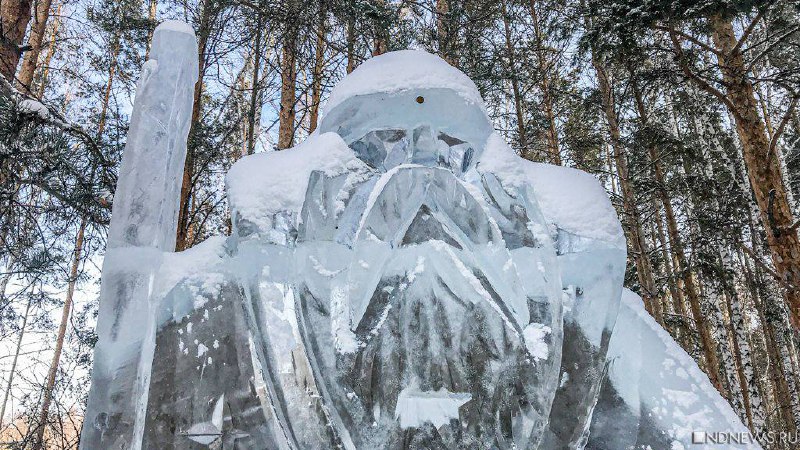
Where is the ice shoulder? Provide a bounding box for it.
[605,289,757,449]
[226,132,368,226]
[478,133,624,248]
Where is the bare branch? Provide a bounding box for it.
[745,24,800,73]
[739,243,797,290]
[768,94,798,160]
[663,24,739,116]
[732,7,767,55]
[654,24,723,56]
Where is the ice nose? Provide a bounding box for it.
[409,125,439,166]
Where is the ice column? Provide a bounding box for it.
[80,21,198,450]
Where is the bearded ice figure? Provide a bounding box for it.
[222,51,623,449]
[83,39,757,450]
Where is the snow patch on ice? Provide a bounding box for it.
[156,235,227,299]
[332,284,359,354]
[605,289,757,448]
[394,380,472,429]
[523,323,551,362]
[155,19,195,35]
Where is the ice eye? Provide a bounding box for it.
[416,96,424,104]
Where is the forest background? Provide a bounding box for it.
[1,0,800,448]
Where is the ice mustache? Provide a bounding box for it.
[349,126,475,175]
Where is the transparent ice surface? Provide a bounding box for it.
[80,20,198,450]
[587,289,761,450]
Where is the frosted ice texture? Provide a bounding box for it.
[80,21,198,450]
[83,46,757,449]
[587,289,759,450]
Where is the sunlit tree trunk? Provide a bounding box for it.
[590,54,662,327]
[632,80,727,382]
[34,1,61,98]
[0,0,33,81]
[436,0,454,66]
[16,0,52,91]
[144,0,159,60]
[345,4,356,74]
[703,15,800,329]
[33,219,85,449]
[309,0,326,132]
[372,0,387,56]
[245,12,263,155]
[529,0,560,164]
[177,0,213,250]
[500,0,527,158]
[277,15,297,150]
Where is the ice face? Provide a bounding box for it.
[80,21,198,450]
[85,46,756,449]
[320,88,493,170]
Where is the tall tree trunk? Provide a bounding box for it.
[0,0,33,81]
[245,13,263,155]
[707,15,800,328]
[653,198,691,348]
[529,0,560,165]
[371,0,387,56]
[97,37,121,135]
[346,12,355,74]
[16,0,52,90]
[720,248,765,433]
[0,296,32,430]
[277,19,297,150]
[500,0,527,157]
[177,0,212,250]
[32,39,118,442]
[309,0,326,132]
[744,217,799,434]
[144,0,158,60]
[34,1,61,98]
[632,79,732,387]
[436,0,454,65]
[32,219,85,449]
[590,54,662,326]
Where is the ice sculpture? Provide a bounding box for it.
[82,34,758,450]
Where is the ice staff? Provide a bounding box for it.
[80,20,198,450]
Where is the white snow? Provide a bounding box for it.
[18,99,50,119]
[605,289,758,449]
[323,50,486,116]
[523,322,551,362]
[156,235,227,299]
[394,381,472,429]
[155,19,195,35]
[226,132,369,231]
[478,133,625,248]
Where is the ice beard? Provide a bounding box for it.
[265,91,564,448]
